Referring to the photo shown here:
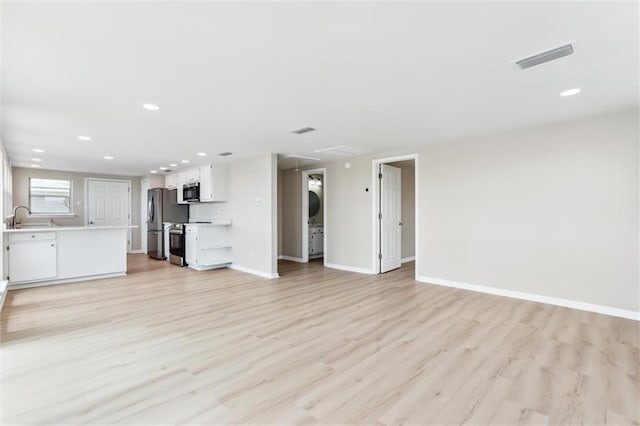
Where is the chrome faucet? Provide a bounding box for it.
[11,205,31,228]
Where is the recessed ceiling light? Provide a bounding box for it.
[31,158,43,162]
[31,164,40,168]
[197,152,207,157]
[159,167,168,170]
[142,103,160,111]
[104,155,114,160]
[560,88,581,97]
[150,170,158,174]
[33,148,45,153]
[169,163,178,167]
[78,135,91,141]
[181,160,190,164]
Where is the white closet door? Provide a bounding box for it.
[380,164,402,273]
[87,180,130,227]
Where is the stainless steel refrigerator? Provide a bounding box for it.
[147,188,189,259]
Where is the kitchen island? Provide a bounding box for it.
[3,225,137,289]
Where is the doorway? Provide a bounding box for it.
[85,178,132,253]
[301,168,326,263]
[372,155,418,274]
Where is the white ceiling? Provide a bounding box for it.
[2,2,638,175]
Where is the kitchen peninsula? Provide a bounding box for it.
[3,225,137,289]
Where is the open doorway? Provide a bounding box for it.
[302,169,326,263]
[372,155,417,274]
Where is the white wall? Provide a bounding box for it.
[279,109,638,314]
[224,153,278,277]
[418,109,638,312]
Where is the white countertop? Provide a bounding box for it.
[3,225,138,234]
[186,220,232,226]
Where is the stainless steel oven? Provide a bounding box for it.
[183,182,200,202]
[169,223,187,266]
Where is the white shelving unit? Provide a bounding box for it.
[185,221,232,271]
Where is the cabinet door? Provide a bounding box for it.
[177,172,186,204]
[185,167,200,184]
[185,227,198,266]
[9,241,57,283]
[199,165,213,202]
[165,174,178,189]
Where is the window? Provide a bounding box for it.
[29,178,73,215]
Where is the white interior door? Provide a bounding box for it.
[141,179,149,254]
[87,179,130,249]
[380,164,402,273]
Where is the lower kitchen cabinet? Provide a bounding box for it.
[8,233,57,283]
[185,223,232,271]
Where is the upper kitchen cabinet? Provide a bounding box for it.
[200,163,227,202]
[176,163,227,204]
[165,173,178,189]
[185,167,200,184]
[177,172,186,203]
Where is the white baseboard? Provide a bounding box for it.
[230,264,279,279]
[128,249,146,254]
[7,272,127,290]
[325,263,376,275]
[278,255,306,263]
[0,280,8,313]
[402,256,415,264]
[416,275,640,321]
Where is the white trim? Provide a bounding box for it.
[0,280,8,313]
[85,177,133,254]
[141,178,150,255]
[230,264,280,279]
[8,272,127,290]
[324,262,376,275]
[128,249,145,254]
[301,168,327,264]
[401,256,415,263]
[279,255,305,263]
[372,154,419,276]
[416,275,640,321]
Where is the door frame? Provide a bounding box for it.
[84,178,133,253]
[301,168,327,263]
[141,179,150,254]
[371,154,419,275]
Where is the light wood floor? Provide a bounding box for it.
[1,255,638,425]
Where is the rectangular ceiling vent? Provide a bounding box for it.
[290,126,316,135]
[516,43,574,70]
[217,152,233,157]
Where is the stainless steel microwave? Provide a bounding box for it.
[183,182,200,202]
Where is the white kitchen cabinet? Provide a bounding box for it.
[309,225,324,259]
[185,167,200,184]
[199,163,227,202]
[8,234,57,283]
[177,172,186,204]
[165,173,178,189]
[185,223,232,270]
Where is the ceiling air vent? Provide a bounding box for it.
[516,44,574,70]
[290,126,316,135]
[218,152,233,157]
